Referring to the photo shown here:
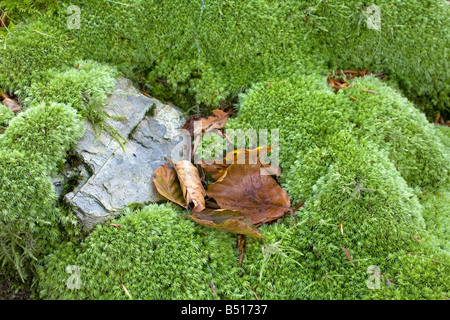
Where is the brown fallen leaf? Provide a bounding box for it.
[260,158,281,177]
[207,164,291,225]
[203,109,232,133]
[199,160,230,180]
[183,109,232,136]
[153,162,187,208]
[185,209,263,238]
[174,160,206,213]
[0,90,22,113]
[328,69,386,93]
[340,247,352,261]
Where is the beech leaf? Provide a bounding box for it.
[206,164,291,225]
[153,162,187,208]
[185,209,263,238]
[182,109,232,135]
[199,160,229,180]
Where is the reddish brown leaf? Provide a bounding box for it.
[340,247,352,261]
[185,209,263,238]
[153,162,187,207]
[206,164,291,225]
[203,109,232,133]
[174,160,206,212]
[182,109,232,136]
[199,160,229,180]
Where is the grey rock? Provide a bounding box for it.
[63,77,187,230]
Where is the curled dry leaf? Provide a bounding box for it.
[152,162,187,208]
[174,160,206,213]
[185,209,263,238]
[206,164,291,225]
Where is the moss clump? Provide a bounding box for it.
[228,74,449,196]
[227,73,449,299]
[37,203,251,300]
[1,1,448,115]
[18,60,117,125]
[417,190,450,252]
[0,0,59,15]
[0,102,85,280]
[241,141,449,299]
[0,104,14,131]
[314,0,450,118]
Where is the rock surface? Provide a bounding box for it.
[63,77,187,230]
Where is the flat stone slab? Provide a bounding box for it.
[64,77,186,230]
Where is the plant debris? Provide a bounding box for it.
[153,108,300,244]
[327,69,387,102]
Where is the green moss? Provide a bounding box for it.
[315,0,450,119]
[227,73,449,299]
[0,102,85,174]
[0,0,448,299]
[37,203,251,300]
[1,0,59,15]
[0,102,85,280]
[228,74,449,194]
[0,104,14,131]
[1,1,448,115]
[417,190,450,252]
